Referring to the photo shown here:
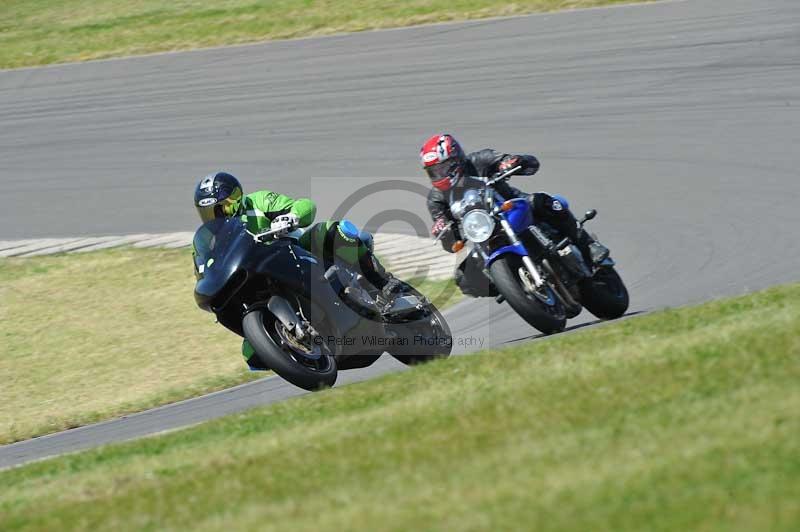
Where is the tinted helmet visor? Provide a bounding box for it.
[425,159,463,181]
[196,188,242,223]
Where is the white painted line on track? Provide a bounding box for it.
[0,232,456,280]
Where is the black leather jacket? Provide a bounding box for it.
[427,149,539,250]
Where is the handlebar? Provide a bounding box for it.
[246,229,277,242]
[485,165,522,187]
[246,222,299,243]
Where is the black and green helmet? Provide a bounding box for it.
[194,172,244,223]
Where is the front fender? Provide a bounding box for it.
[485,242,529,268]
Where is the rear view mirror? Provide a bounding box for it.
[579,209,597,226]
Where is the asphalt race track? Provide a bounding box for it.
[2,0,800,468]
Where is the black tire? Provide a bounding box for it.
[579,267,629,320]
[391,305,452,366]
[490,255,566,334]
[388,282,452,366]
[242,309,337,391]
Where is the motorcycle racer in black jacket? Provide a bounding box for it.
[420,133,608,295]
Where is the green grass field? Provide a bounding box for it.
[2,283,798,531]
[0,246,459,445]
[0,247,259,444]
[1,0,646,69]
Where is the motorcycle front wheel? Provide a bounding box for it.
[242,304,337,391]
[490,254,566,334]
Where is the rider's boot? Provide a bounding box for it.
[546,208,608,269]
[242,339,269,371]
[360,251,403,300]
[576,230,609,265]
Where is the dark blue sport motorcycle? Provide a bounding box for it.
[441,166,629,334]
[193,218,452,391]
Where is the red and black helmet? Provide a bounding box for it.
[420,134,466,191]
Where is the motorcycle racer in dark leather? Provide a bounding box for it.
[421,133,608,295]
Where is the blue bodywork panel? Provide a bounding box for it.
[485,242,528,267]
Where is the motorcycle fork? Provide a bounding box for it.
[499,219,545,288]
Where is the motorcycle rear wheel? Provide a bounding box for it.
[579,266,629,320]
[386,281,452,366]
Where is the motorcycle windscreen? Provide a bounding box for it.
[193,218,228,273]
[193,218,252,308]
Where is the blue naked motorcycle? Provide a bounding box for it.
[440,166,629,334]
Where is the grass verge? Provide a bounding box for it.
[1,282,798,531]
[2,0,647,69]
[0,247,260,444]
[0,246,460,444]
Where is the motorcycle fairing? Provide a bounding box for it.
[192,217,383,356]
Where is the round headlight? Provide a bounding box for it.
[461,209,495,243]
